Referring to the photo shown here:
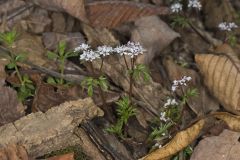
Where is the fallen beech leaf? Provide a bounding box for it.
[141,119,205,160]
[0,86,25,126]
[26,0,88,23]
[213,112,240,132]
[195,53,240,114]
[86,1,170,28]
[190,129,240,160]
[132,16,180,64]
[0,144,29,160]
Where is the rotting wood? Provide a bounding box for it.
[0,98,104,158]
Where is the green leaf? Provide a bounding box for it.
[98,76,108,91]
[87,85,93,97]
[58,41,66,56]
[6,62,16,69]
[47,51,58,60]
[47,77,57,85]
[15,54,26,62]
[0,29,18,46]
[66,51,78,58]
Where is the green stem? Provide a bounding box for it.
[14,65,23,85]
[59,59,65,85]
[100,58,104,72]
[90,63,106,106]
[128,58,135,103]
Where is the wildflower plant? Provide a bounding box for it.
[218,22,238,46]
[170,0,202,28]
[47,41,78,85]
[150,76,198,148]
[0,30,35,101]
[106,96,136,137]
[74,41,150,138]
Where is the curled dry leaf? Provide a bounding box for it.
[195,53,240,114]
[190,129,240,160]
[141,119,205,160]
[213,112,240,132]
[26,0,88,23]
[86,1,170,28]
[0,86,25,126]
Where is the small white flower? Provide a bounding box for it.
[97,45,113,56]
[74,43,90,52]
[170,3,183,13]
[114,41,145,58]
[188,0,202,10]
[218,22,238,31]
[80,49,100,62]
[171,76,192,92]
[160,112,169,122]
[164,98,178,108]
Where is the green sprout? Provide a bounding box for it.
[47,41,78,85]
[148,122,173,141]
[171,146,193,160]
[106,96,136,138]
[1,30,35,101]
[0,29,18,47]
[130,64,151,82]
[171,15,190,28]
[81,76,108,97]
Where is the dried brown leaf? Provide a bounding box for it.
[132,16,180,64]
[86,1,169,28]
[190,129,240,160]
[141,119,205,160]
[195,53,240,114]
[0,86,25,126]
[27,0,88,23]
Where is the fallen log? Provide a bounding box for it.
[0,98,104,158]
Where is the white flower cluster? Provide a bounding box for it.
[188,0,202,10]
[75,42,145,61]
[163,98,178,108]
[80,49,100,62]
[171,76,192,92]
[171,0,201,13]
[74,43,90,52]
[97,45,114,56]
[114,41,145,58]
[218,22,238,31]
[170,3,183,13]
[160,112,170,122]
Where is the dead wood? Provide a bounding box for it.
[0,98,104,158]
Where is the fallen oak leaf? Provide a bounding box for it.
[140,119,205,160]
[86,1,170,28]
